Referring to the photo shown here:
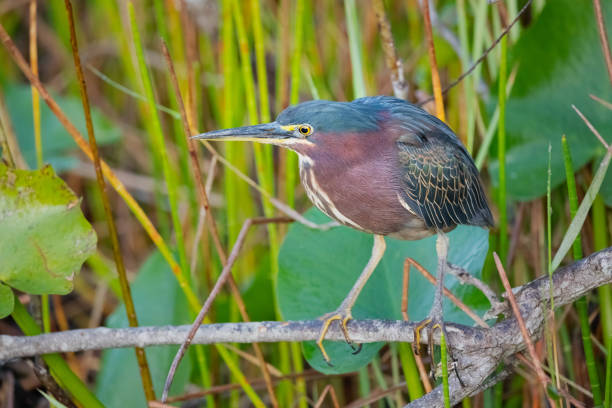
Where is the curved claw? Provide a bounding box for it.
[317,310,359,364]
[413,317,432,356]
[413,318,458,381]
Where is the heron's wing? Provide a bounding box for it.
[397,131,493,230]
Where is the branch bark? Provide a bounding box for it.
[1,247,610,407]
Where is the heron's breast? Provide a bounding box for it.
[298,151,427,237]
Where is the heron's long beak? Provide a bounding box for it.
[191,122,296,145]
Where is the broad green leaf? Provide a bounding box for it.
[96,250,192,407]
[277,208,489,374]
[0,283,14,318]
[489,0,612,203]
[0,164,96,294]
[4,84,121,172]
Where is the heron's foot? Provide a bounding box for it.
[317,308,362,365]
[414,314,462,383]
[413,315,440,357]
[413,306,452,379]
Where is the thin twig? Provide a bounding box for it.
[493,252,554,407]
[420,0,445,121]
[572,105,610,149]
[0,320,430,358]
[30,360,76,408]
[445,263,507,319]
[0,87,19,167]
[402,259,411,321]
[29,0,42,169]
[160,217,271,403]
[190,157,218,287]
[223,344,284,378]
[346,382,409,408]
[314,384,340,408]
[148,402,174,408]
[590,94,612,110]
[373,0,409,100]
[593,0,612,85]
[418,0,533,106]
[516,353,592,401]
[64,0,155,401]
[408,258,489,328]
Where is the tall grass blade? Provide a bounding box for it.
[237,0,279,280]
[474,64,517,170]
[285,0,306,206]
[398,343,425,400]
[87,65,180,119]
[594,193,612,352]
[344,0,367,99]
[546,143,561,391]
[441,332,451,408]
[456,0,475,153]
[29,0,42,169]
[28,0,51,337]
[605,335,612,408]
[562,135,603,406]
[497,34,508,262]
[551,149,611,271]
[128,2,190,282]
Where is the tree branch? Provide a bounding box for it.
[1,247,610,407]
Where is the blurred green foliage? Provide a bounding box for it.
[489,0,612,203]
[4,84,120,171]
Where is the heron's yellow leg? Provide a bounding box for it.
[316,235,386,364]
[412,233,458,379]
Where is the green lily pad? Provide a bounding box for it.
[489,0,612,204]
[0,283,14,318]
[0,164,96,295]
[96,250,193,407]
[277,208,489,374]
[4,84,121,172]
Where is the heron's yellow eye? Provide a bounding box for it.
[298,124,313,136]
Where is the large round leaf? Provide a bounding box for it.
[277,208,489,373]
[489,0,612,204]
[0,164,96,295]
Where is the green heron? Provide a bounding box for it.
[193,96,493,363]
